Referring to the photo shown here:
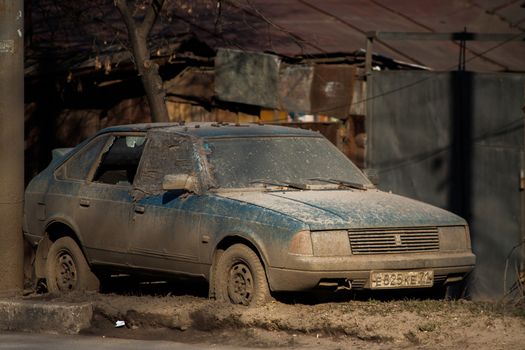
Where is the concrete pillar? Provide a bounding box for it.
[0,0,24,292]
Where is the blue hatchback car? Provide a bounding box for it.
[24,123,475,305]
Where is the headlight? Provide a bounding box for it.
[311,230,351,256]
[439,226,469,251]
[289,230,313,256]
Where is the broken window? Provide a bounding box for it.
[92,135,146,186]
[132,131,195,199]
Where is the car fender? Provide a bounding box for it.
[43,216,85,245]
[33,217,91,279]
[207,231,272,297]
[212,231,271,269]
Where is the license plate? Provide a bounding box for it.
[370,270,434,289]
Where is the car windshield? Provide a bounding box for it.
[204,136,371,189]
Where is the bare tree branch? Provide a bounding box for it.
[115,0,169,122]
[214,0,222,33]
[115,0,135,35]
[141,0,165,36]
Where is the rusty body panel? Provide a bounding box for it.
[23,123,475,295]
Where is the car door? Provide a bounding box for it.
[75,133,146,267]
[128,130,203,274]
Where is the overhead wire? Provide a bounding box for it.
[309,30,525,115]
[198,0,525,112]
[31,0,525,113]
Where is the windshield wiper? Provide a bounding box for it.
[250,179,308,190]
[307,177,372,190]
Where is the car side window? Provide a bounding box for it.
[92,135,146,186]
[56,135,108,181]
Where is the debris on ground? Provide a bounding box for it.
[14,291,525,349]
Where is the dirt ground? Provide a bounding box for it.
[19,279,525,350]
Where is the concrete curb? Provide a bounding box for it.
[0,300,93,334]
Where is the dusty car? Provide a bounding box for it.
[24,122,475,305]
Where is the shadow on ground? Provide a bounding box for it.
[99,275,209,298]
[99,274,455,305]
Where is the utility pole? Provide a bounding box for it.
[0,0,24,292]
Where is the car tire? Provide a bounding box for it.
[45,237,100,293]
[214,244,270,306]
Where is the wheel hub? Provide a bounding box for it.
[55,251,77,291]
[227,263,254,305]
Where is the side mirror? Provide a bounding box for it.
[162,174,197,192]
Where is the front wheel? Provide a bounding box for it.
[45,237,100,293]
[214,244,271,306]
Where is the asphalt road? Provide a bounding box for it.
[0,332,261,350]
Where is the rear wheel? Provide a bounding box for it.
[45,237,100,293]
[214,244,270,306]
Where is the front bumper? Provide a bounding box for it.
[267,251,476,291]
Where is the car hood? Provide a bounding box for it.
[218,189,465,230]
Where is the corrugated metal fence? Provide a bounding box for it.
[366,71,525,299]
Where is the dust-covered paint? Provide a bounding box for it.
[23,122,475,298]
[219,190,465,230]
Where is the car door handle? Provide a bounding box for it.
[79,198,90,207]
[134,205,145,214]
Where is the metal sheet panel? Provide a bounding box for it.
[366,72,452,208]
[279,64,314,113]
[367,70,525,299]
[310,64,355,118]
[215,49,355,118]
[470,146,522,297]
[215,49,281,108]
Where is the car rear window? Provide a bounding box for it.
[56,135,108,181]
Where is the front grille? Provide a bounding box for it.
[348,227,439,254]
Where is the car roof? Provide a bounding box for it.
[97,122,322,139]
